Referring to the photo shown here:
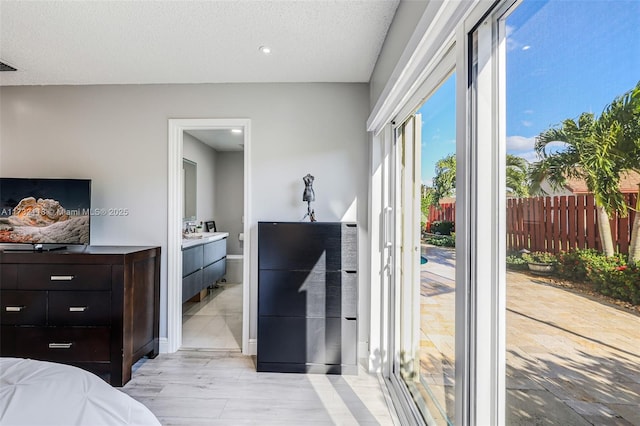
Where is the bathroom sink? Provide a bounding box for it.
[183,234,203,239]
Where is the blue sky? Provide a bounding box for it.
[419,0,640,185]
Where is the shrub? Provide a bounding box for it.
[430,220,455,235]
[556,249,625,281]
[555,248,640,305]
[425,235,455,247]
[506,254,528,271]
[521,251,557,264]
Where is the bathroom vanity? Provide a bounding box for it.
[181,232,228,303]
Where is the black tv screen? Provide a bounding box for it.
[0,178,91,245]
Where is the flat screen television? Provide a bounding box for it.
[0,178,91,248]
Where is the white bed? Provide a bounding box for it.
[0,358,160,426]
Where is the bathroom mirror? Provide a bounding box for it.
[183,158,197,221]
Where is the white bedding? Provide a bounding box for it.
[0,358,160,426]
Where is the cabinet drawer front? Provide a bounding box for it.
[257,317,345,365]
[341,271,358,319]
[49,291,111,325]
[15,327,110,362]
[258,317,307,364]
[17,265,111,290]
[203,258,226,287]
[259,270,342,317]
[341,317,357,366]
[182,245,203,277]
[182,269,202,303]
[204,239,227,266]
[258,222,342,270]
[0,265,17,289]
[341,223,358,271]
[0,291,46,325]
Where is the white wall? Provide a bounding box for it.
[0,82,370,351]
[215,151,244,255]
[183,132,217,224]
[369,0,428,109]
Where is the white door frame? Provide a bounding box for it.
[167,118,252,354]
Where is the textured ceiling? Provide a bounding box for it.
[0,0,399,86]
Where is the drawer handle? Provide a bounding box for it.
[48,343,73,349]
[69,306,88,312]
[5,306,26,312]
[345,317,357,321]
[50,275,75,281]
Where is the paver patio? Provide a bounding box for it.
[418,244,640,425]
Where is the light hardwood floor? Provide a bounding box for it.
[123,351,398,425]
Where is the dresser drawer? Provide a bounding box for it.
[259,270,342,317]
[49,291,111,326]
[14,327,111,362]
[341,223,358,271]
[0,264,17,289]
[17,264,111,290]
[0,291,47,325]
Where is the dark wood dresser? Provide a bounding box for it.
[257,222,358,374]
[0,246,160,386]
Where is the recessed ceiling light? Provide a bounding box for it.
[231,129,242,134]
[259,46,272,55]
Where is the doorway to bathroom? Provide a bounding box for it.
[181,128,245,350]
[167,118,251,355]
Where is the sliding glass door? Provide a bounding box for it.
[390,72,458,425]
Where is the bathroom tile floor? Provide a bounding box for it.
[182,282,242,350]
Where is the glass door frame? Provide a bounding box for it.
[367,1,517,423]
[386,55,463,426]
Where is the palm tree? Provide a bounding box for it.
[529,81,640,260]
[598,81,640,262]
[506,154,530,197]
[432,153,531,201]
[529,113,621,256]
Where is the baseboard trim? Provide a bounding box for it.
[359,341,369,368]
[159,337,170,354]
[247,338,257,356]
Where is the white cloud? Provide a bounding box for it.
[517,150,540,163]
[541,141,569,154]
[507,140,570,162]
[521,120,533,127]
[506,135,536,152]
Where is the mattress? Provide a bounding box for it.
[0,358,160,426]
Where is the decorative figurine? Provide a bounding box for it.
[302,173,316,222]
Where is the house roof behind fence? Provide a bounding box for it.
[565,170,640,194]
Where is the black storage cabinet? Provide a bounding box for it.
[257,222,358,374]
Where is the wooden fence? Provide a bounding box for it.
[507,193,636,255]
[428,202,456,224]
[428,194,637,254]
